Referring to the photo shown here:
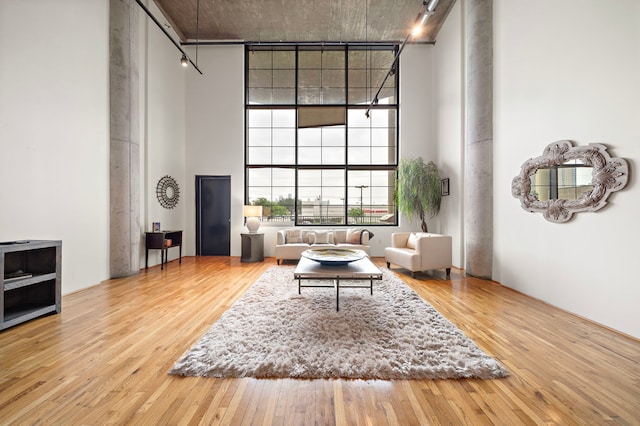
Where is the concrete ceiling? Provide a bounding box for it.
[153,0,457,44]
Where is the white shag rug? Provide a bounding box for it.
[169,266,508,380]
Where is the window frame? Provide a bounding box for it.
[245,44,399,227]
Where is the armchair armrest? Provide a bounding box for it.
[415,234,431,253]
[416,234,453,269]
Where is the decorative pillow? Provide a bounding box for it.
[406,233,417,249]
[346,228,362,244]
[332,229,346,243]
[285,229,303,243]
[313,230,333,244]
[302,230,314,244]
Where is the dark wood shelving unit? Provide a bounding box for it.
[1,240,61,330]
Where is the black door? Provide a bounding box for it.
[196,176,231,255]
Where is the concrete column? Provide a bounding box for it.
[109,0,140,277]
[464,0,493,279]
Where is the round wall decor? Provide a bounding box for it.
[156,175,180,209]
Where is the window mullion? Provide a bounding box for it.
[246,44,398,227]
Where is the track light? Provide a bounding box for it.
[134,0,203,74]
[411,11,431,36]
[412,1,438,38]
[365,0,440,118]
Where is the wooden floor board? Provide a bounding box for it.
[1,256,638,425]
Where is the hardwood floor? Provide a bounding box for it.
[1,256,638,425]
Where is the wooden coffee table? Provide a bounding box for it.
[293,255,383,311]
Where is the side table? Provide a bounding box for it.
[145,230,183,270]
[241,233,264,262]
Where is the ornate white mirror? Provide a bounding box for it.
[512,140,629,223]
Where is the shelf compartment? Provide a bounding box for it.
[2,304,58,329]
[4,273,58,291]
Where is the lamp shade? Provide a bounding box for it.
[243,205,262,233]
[243,205,262,217]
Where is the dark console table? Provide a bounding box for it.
[145,230,182,270]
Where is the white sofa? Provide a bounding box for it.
[384,232,452,278]
[275,228,372,265]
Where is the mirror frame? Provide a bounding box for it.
[512,140,629,223]
[156,175,181,209]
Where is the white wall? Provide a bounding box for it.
[434,0,464,268]
[182,45,439,258]
[141,2,187,267]
[0,0,110,294]
[400,45,436,162]
[435,0,640,338]
[185,46,245,256]
[0,0,189,285]
[493,0,640,338]
[393,45,443,246]
[364,44,441,255]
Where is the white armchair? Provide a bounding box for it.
[384,232,452,278]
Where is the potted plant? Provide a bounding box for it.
[396,157,442,232]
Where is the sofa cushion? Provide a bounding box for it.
[407,233,417,249]
[336,244,370,255]
[277,243,311,260]
[384,246,421,271]
[346,228,362,244]
[346,228,374,244]
[301,230,315,244]
[333,229,347,244]
[285,229,303,243]
[311,230,333,244]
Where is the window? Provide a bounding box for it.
[246,45,398,226]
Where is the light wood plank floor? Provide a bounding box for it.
[1,256,638,425]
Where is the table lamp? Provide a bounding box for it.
[243,205,263,233]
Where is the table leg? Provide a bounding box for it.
[336,277,340,311]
